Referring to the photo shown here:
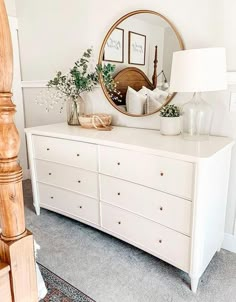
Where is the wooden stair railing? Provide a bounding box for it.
[0,262,12,302]
[0,1,38,301]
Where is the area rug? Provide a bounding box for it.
[38,263,95,302]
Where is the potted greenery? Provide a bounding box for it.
[46,48,118,126]
[47,48,99,125]
[159,104,181,135]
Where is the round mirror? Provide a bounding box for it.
[98,10,184,117]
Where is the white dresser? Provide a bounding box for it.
[25,123,234,292]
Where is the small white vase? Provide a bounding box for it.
[160,116,181,136]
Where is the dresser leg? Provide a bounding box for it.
[190,277,200,293]
[34,204,40,216]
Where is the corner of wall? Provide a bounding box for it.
[223,233,236,253]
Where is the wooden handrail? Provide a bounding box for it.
[0,1,38,301]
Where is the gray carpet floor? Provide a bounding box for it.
[23,180,236,302]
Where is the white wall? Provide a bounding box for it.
[15,0,236,236]
[16,0,218,81]
[220,0,236,235]
[5,0,16,16]
[16,0,219,130]
[223,0,236,70]
[163,27,180,82]
[147,24,164,81]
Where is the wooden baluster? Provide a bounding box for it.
[152,45,158,88]
[0,1,38,301]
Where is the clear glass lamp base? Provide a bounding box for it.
[182,92,213,141]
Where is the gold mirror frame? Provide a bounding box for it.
[98,10,185,117]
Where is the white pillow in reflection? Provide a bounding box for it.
[126,86,146,115]
[153,87,169,100]
[138,86,149,96]
[145,95,163,114]
[141,86,169,104]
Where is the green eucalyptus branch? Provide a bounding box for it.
[38,48,122,112]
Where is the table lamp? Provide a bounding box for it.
[169,48,227,140]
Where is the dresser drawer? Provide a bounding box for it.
[35,160,98,198]
[100,175,191,235]
[33,135,98,171]
[38,183,99,225]
[99,146,193,199]
[101,203,190,272]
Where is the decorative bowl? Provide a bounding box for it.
[79,113,112,130]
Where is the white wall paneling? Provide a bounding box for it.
[21,80,48,88]
[22,73,236,90]
[223,233,236,254]
[227,72,236,86]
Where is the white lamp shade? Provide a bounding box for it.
[169,48,227,92]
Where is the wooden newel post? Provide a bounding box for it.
[0,92,26,240]
[0,1,38,301]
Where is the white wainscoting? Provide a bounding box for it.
[224,215,236,253]
[227,72,236,85]
[21,80,48,88]
[21,72,236,88]
[223,233,236,253]
[224,72,236,253]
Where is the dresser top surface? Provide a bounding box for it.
[25,123,234,161]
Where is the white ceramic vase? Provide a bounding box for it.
[160,116,181,136]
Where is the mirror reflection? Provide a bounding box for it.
[99,11,184,116]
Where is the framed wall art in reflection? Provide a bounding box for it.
[128,31,146,65]
[103,27,124,63]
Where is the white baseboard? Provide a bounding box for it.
[222,233,236,253]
